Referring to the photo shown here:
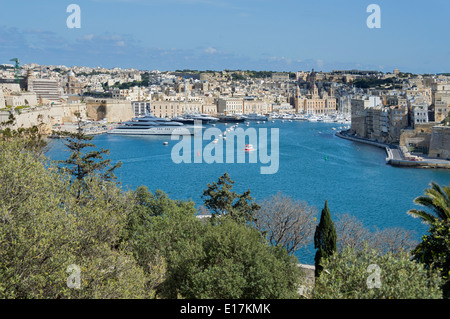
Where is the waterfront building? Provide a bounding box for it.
[132,101,150,116]
[217,97,244,114]
[149,100,204,118]
[295,70,337,115]
[429,126,450,159]
[350,96,409,144]
[85,98,134,122]
[387,104,409,143]
[243,97,269,114]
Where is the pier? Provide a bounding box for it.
[336,130,450,169]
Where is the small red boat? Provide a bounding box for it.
[245,144,255,151]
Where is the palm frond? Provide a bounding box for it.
[407,209,436,224]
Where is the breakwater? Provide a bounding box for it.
[336,131,450,169]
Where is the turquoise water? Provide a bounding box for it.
[46,121,450,263]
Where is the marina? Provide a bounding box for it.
[46,120,450,263]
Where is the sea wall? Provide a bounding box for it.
[336,131,450,169]
[389,159,450,169]
[0,103,87,133]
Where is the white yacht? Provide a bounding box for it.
[243,113,269,121]
[173,112,219,124]
[292,114,307,121]
[308,115,319,122]
[280,113,293,120]
[109,114,196,135]
[269,112,280,119]
[192,113,219,123]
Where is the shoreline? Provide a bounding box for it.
[335,130,450,170]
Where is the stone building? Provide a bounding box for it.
[432,83,450,122]
[243,98,269,114]
[86,98,134,122]
[271,72,290,82]
[27,78,60,102]
[350,96,409,144]
[295,70,337,115]
[429,126,450,159]
[413,104,429,126]
[65,71,84,95]
[217,97,244,114]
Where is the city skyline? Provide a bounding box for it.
[1,0,450,73]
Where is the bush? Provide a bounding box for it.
[312,245,442,299]
[126,190,302,299]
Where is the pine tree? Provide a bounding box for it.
[314,200,337,277]
[58,113,122,198]
[202,172,260,224]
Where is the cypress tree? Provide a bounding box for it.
[314,200,337,277]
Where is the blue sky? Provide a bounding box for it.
[0,0,449,73]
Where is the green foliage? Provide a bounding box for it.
[57,117,122,198]
[313,245,443,299]
[407,182,450,224]
[186,219,301,299]
[441,112,450,126]
[0,140,153,298]
[413,220,450,298]
[110,79,149,90]
[125,187,301,299]
[352,77,396,89]
[1,131,303,299]
[231,73,246,81]
[202,172,260,224]
[314,200,337,277]
[0,114,48,153]
[124,186,201,298]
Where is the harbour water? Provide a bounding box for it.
[46,120,450,264]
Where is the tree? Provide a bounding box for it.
[409,182,450,298]
[440,111,450,126]
[335,213,417,255]
[413,219,450,299]
[0,139,153,298]
[58,114,122,198]
[125,185,302,299]
[334,213,370,252]
[312,245,442,299]
[253,192,317,255]
[124,187,201,298]
[407,182,450,224]
[0,113,48,154]
[314,200,337,277]
[185,218,301,299]
[202,172,260,224]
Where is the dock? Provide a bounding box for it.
[336,130,450,169]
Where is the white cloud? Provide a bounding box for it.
[80,34,95,41]
[204,47,218,54]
